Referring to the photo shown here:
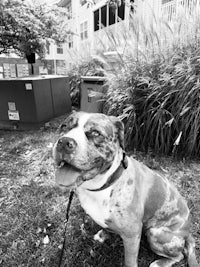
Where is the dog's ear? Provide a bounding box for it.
[109,116,125,150]
[58,111,77,133]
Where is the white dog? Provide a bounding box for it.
[53,111,199,267]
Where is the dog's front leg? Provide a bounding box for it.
[122,225,142,267]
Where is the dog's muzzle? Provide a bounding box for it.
[56,136,77,154]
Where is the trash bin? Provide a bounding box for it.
[0,75,71,129]
[80,76,106,113]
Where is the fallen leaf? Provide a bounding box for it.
[43,235,50,245]
[36,227,42,234]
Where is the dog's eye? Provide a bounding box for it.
[86,130,101,139]
[91,130,101,137]
[59,123,67,133]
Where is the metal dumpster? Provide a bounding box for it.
[80,76,106,113]
[0,75,71,129]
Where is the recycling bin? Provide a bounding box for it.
[80,76,106,113]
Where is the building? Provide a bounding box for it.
[47,0,136,70]
[49,0,166,69]
[30,0,200,73]
[1,0,198,78]
[161,0,200,22]
[0,0,161,76]
[0,0,163,77]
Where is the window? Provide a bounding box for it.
[68,35,73,49]
[57,43,63,54]
[162,0,173,4]
[101,5,107,28]
[94,9,99,31]
[109,5,116,26]
[118,2,125,21]
[46,41,50,54]
[80,21,88,40]
[94,2,125,31]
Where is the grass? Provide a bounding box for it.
[0,115,199,267]
[95,7,200,157]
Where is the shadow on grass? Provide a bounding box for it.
[64,230,187,267]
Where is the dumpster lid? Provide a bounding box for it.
[0,75,68,81]
[81,76,106,82]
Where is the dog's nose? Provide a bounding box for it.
[57,137,77,153]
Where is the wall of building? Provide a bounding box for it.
[0,0,164,75]
[54,0,133,68]
[55,0,162,67]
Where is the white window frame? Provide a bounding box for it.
[57,43,63,54]
[80,20,88,41]
[93,2,125,32]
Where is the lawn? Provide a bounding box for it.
[0,116,199,267]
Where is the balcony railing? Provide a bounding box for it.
[162,0,200,21]
[93,20,126,51]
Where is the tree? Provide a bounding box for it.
[0,0,70,59]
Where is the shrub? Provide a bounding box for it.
[103,8,200,157]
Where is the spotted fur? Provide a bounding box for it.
[53,111,199,267]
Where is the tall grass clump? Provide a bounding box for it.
[102,4,200,157]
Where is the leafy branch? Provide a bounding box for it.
[0,0,71,58]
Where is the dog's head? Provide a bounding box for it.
[53,111,124,187]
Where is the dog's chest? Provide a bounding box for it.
[77,188,112,228]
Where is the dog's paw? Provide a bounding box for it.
[149,259,172,267]
[149,261,160,267]
[93,229,109,243]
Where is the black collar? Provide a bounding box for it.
[88,152,128,192]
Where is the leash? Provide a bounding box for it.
[58,190,75,267]
[58,152,128,265]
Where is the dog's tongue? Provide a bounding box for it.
[55,164,81,187]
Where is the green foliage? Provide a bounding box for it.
[0,0,69,58]
[103,10,200,157]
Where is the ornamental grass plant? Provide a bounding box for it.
[102,7,200,157]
